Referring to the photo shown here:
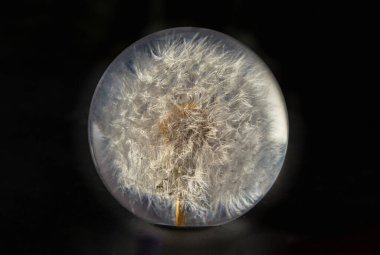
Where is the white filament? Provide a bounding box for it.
[97,32,286,222]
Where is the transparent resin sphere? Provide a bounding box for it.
[88,27,288,227]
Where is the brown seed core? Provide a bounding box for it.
[158,102,209,226]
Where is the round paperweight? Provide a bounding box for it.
[88,27,288,227]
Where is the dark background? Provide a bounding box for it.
[1,1,378,254]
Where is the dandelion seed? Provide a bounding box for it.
[88,27,288,227]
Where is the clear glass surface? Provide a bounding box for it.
[88,27,288,227]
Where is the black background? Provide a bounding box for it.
[1,1,378,254]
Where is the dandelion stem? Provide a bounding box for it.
[175,193,186,226]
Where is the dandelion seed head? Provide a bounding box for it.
[89,27,288,226]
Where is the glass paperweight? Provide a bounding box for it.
[88,27,288,227]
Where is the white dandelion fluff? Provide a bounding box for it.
[89,27,288,227]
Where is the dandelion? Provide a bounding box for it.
[88,27,288,227]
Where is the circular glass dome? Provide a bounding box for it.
[88,27,288,227]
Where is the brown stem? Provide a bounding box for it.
[175,194,186,226]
